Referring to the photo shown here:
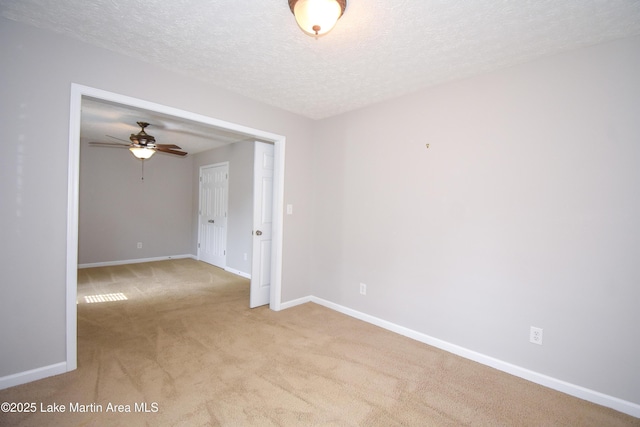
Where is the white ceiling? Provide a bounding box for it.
[3,0,640,151]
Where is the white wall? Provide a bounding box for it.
[79,141,194,265]
[311,36,640,406]
[193,140,255,275]
[0,17,314,378]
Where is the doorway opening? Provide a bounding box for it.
[66,84,286,371]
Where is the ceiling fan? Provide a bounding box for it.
[89,121,188,160]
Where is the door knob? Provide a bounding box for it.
[208,220,214,223]
[255,230,262,236]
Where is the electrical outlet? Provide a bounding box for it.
[530,326,543,345]
[359,283,367,295]
[137,242,143,249]
[243,253,248,261]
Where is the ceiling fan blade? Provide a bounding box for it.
[106,134,130,143]
[89,141,130,147]
[156,147,187,156]
[156,143,182,149]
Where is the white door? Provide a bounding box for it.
[198,163,229,268]
[250,142,274,308]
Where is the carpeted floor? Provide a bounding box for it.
[0,259,638,426]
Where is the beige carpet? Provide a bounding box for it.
[0,259,637,426]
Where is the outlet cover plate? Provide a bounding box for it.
[530,326,543,345]
[359,283,367,295]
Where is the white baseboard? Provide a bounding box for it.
[299,296,640,419]
[0,362,68,391]
[279,295,312,310]
[78,254,196,269]
[224,267,251,279]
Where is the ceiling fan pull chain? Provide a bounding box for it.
[141,159,145,181]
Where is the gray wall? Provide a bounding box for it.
[78,141,194,265]
[311,36,640,405]
[0,17,314,377]
[193,140,255,276]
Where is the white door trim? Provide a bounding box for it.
[67,83,286,373]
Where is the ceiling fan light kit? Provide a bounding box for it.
[289,0,346,37]
[129,146,156,160]
[129,121,157,159]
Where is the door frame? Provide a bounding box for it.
[66,83,286,372]
[197,162,229,268]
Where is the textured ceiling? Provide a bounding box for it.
[3,0,640,121]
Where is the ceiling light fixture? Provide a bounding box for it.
[289,0,346,37]
[129,146,156,160]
